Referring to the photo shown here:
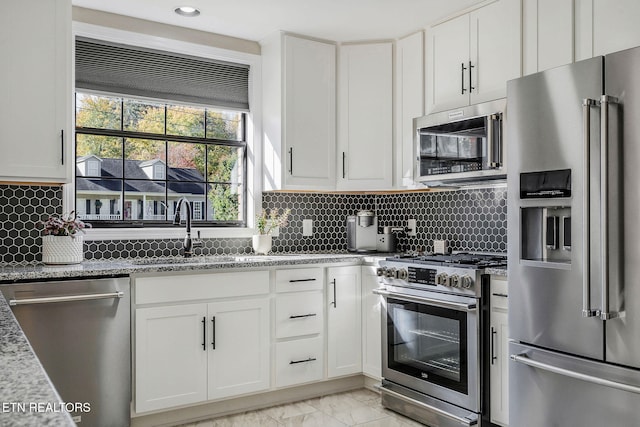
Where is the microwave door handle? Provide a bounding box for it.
[600,95,619,321]
[487,114,502,168]
[582,98,597,318]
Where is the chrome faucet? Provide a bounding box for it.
[173,197,202,257]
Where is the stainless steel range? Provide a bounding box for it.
[374,253,506,427]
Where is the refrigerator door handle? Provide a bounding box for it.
[511,353,640,395]
[582,98,598,318]
[600,94,619,321]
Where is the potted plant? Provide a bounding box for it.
[38,212,91,264]
[253,208,291,255]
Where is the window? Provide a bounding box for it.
[73,36,251,230]
[75,92,247,227]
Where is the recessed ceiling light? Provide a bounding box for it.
[174,6,200,17]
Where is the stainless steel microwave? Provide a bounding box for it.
[414,99,506,186]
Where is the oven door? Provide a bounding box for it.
[376,287,480,412]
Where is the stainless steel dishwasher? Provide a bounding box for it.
[1,277,131,426]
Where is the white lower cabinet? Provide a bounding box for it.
[490,277,509,426]
[135,303,209,412]
[207,299,270,400]
[275,291,323,338]
[275,336,324,388]
[327,266,362,378]
[134,271,270,413]
[273,267,325,388]
[361,265,382,379]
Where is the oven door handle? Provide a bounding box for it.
[373,289,477,312]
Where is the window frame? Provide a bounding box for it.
[75,91,248,228]
[69,21,262,241]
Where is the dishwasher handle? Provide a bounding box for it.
[9,291,124,306]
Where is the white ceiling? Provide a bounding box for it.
[72,0,483,43]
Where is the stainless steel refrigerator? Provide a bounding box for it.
[507,46,640,426]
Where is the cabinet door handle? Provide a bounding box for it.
[211,316,216,350]
[289,313,317,319]
[331,279,337,308]
[290,357,317,365]
[60,129,65,165]
[288,147,293,175]
[491,326,497,365]
[201,317,206,351]
[461,63,467,94]
[288,278,317,283]
[342,152,346,179]
[469,61,475,93]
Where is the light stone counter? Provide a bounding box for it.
[0,253,366,283]
[486,267,508,277]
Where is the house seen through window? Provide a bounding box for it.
[75,93,247,227]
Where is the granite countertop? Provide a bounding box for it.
[0,295,76,426]
[486,267,508,276]
[0,253,368,283]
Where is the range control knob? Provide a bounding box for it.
[385,268,397,278]
[397,269,408,280]
[435,272,449,286]
[448,274,460,287]
[460,275,473,289]
[376,267,385,277]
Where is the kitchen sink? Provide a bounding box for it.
[232,254,305,262]
[130,256,235,265]
[130,254,308,266]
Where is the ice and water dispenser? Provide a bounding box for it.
[520,169,572,264]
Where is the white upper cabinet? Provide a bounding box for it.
[337,42,393,190]
[395,32,424,188]
[590,0,640,57]
[426,14,470,112]
[426,0,521,113]
[0,0,71,183]
[523,0,574,75]
[262,33,336,191]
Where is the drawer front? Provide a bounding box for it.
[490,277,508,310]
[135,270,269,305]
[275,337,324,388]
[275,291,324,338]
[275,268,324,293]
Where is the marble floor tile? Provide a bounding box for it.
[345,388,380,404]
[279,410,348,427]
[327,403,388,426]
[262,401,318,422]
[175,388,426,427]
[209,410,280,427]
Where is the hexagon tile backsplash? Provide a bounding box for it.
[0,184,506,264]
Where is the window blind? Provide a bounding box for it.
[75,37,250,111]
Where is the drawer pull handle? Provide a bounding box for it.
[492,293,508,298]
[290,357,317,365]
[289,313,317,319]
[288,278,317,283]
